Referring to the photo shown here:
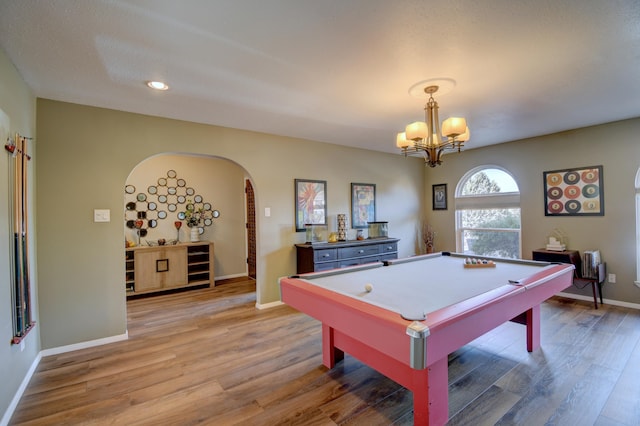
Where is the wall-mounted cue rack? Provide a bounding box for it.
[5,133,35,344]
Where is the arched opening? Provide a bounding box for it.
[123,153,257,308]
[455,165,521,258]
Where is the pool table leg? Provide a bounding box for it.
[413,356,448,426]
[526,305,540,352]
[322,324,344,368]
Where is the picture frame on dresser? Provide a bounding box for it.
[351,183,376,229]
[295,179,327,232]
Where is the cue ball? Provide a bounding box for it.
[364,283,373,292]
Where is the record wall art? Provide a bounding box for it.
[543,165,603,216]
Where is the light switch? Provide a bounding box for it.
[265,207,271,217]
[94,209,110,222]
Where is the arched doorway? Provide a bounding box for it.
[123,153,257,302]
[246,179,256,279]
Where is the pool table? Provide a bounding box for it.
[279,252,574,426]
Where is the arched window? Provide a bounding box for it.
[634,168,640,284]
[455,166,521,258]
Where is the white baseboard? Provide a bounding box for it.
[40,331,129,357]
[256,300,284,310]
[557,292,640,310]
[215,272,248,281]
[1,352,42,426]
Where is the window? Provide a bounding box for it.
[634,168,640,285]
[455,166,521,258]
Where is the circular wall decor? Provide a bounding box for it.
[125,185,136,194]
[167,170,177,178]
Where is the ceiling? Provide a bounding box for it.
[1,1,639,154]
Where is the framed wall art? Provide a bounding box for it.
[432,183,447,210]
[543,165,603,216]
[351,183,376,228]
[295,179,327,231]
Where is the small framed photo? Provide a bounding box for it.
[351,183,376,229]
[295,179,327,232]
[432,184,447,210]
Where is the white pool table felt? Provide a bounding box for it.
[299,255,555,319]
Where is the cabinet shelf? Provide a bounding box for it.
[125,242,214,296]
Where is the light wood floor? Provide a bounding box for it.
[10,278,640,425]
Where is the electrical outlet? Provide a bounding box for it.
[608,273,616,284]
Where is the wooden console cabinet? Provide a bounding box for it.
[295,238,399,274]
[125,242,214,296]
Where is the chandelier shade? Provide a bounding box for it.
[396,84,469,167]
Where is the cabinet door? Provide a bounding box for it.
[135,247,188,292]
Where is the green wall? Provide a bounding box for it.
[35,99,426,349]
[424,120,640,305]
[0,49,38,421]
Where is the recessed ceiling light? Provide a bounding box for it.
[146,81,169,91]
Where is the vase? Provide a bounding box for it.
[190,227,199,242]
[337,214,347,241]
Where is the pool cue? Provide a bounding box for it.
[13,133,24,336]
[20,135,31,330]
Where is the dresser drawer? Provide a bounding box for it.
[339,245,380,259]
[379,242,398,254]
[338,255,379,268]
[314,261,339,272]
[314,248,337,262]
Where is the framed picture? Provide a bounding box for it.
[295,179,327,231]
[351,183,376,228]
[543,165,603,216]
[432,183,447,210]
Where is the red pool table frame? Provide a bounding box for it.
[280,256,573,425]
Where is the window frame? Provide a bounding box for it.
[455,165,522,258]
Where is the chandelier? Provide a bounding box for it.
[396,85,470,167]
